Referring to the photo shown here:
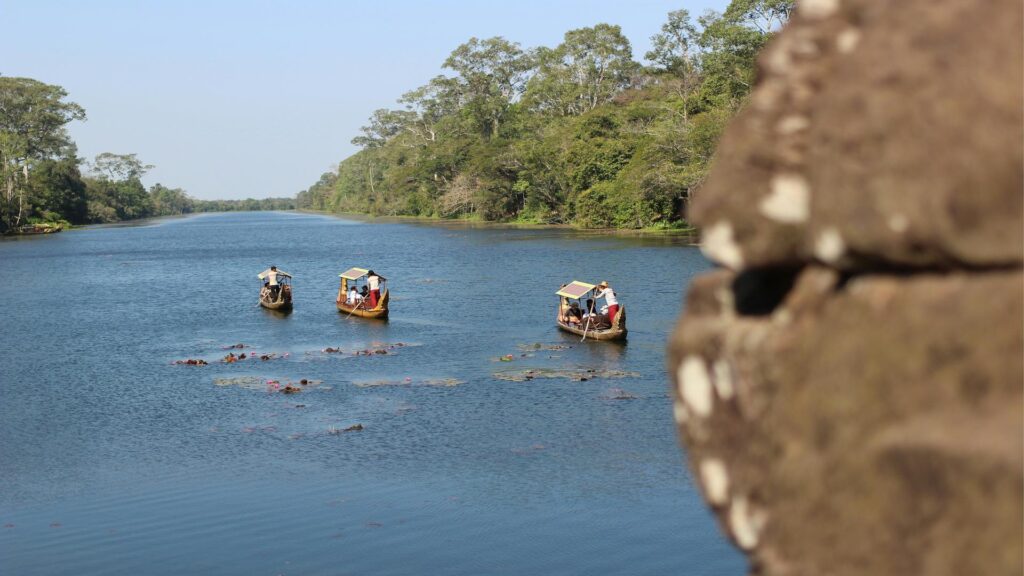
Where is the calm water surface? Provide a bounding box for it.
[0,212,743,575]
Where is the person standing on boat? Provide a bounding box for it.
[261,266,280,301]
[366,270,381,308]
[595,281,619,325]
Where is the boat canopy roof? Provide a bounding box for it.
[258,269,292,280]
[556,281,595,299]
[339,267,370,280]
[339,267,387,281]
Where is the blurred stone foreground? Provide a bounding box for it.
[667,0,1023,574]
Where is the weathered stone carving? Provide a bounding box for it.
[668,1,1023,574]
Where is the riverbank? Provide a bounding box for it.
[298,209,701,240]
[3,210,295,238]
[2,222,65,236]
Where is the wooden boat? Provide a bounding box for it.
[336,267,389,320]
[258,268,293,312]
[557,306,627,340]
[555,280,627,341]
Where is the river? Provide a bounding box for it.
[0,211,743,575]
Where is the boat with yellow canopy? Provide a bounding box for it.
[336,267,389,319]
[555,280,626,341]
[258,268,293,311]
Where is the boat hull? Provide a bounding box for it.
[337,289,389,319]
[260,298,292,312]
[556,306,627,341]
[259,285,293,312]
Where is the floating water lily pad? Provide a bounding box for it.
[517,343,573,351]
[213,376,265,389]
[353,377,465,388]
[493,368,639,382]
[318,342,414,356]
[600,387,638,400]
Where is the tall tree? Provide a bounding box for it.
[149,183,194,216]
[647,9,703,124]
[351,108,417,148]
[0,77,86,230]
[27,154,88,223]
[89,152,153,181]
[397,75,463,144]
[525,24,639,117]
[699,0,793,104]
[443,37,534,137]
[646,9,700,76]
[722,0,793,34]
[85,153,155,221]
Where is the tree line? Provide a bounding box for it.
[0,79,293,234]
[297,0,793,229]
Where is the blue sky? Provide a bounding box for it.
[2,0,724,199]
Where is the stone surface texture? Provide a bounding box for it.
[690,0,1023,270]
[668,1,1023,575]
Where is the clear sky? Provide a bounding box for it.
[2,0,724,200]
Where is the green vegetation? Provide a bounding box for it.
[0,78,293,234]
[298,1,792,229]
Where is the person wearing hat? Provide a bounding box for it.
[595,281,619,325]
[565,301,583,326]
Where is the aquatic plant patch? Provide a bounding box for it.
[516,342,574,351]
[353,377,465,388]
[492,368,640,382]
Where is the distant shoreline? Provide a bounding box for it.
[299,209,701,240]
[21,209,702,243]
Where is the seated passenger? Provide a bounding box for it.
[347,286,362,304]
[565,302,583,325]
[581,298,609,328]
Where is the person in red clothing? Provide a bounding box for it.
[366,270,381,308]
[595,281,619,325]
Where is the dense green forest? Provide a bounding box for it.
[0,79,293,234]
[297,1,792,229]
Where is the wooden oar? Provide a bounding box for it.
[345,296,367,319]
[580,299,596,342]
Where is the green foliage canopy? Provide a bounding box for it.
[299,1,789,230]
[0,76,86,230]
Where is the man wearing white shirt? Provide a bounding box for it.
[595,281,619,325]
[262,266,280,300]
[366,270,381,308]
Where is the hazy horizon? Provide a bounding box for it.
[2,0,723,200]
